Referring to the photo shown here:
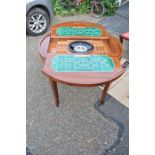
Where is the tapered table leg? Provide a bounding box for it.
[99,82,111,105]
[49,78,59,107]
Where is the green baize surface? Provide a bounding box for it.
[51,55,115,72]
[56,27,102,36]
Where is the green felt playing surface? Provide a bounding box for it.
[56,27,102,36]
[51,55,115,72]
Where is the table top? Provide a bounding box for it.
[41,22,124,86]
[39,35,123,60]
[42,53,124,86]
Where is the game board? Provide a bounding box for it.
[56,27,102,37]
[51,55,115,72]
[40,22,124,107]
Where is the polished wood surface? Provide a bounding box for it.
[39,22,123,60]
[49,78,59,107]
[99,82,111,105]
[39,22,124,106]
[39,34,123,60]
[39,33,50,63]
[42,53,124,87]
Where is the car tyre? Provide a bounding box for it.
[26,7,49,36]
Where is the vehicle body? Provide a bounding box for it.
[26,0,54,36]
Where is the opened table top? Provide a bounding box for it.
[41,22,124,86]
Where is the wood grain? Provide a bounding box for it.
[39,22,125,106]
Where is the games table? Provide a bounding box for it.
[39,22,125,107]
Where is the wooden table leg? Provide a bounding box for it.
[49,78,59,107]
[99,82,111,105]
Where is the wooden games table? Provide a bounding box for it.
[39,22,124,107]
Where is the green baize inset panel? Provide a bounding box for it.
[56,27,102,36]
[51,55,115,72]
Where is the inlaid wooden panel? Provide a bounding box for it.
[48,38,118,56]
[40,22,123,60]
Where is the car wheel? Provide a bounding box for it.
[26,7,50,36]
